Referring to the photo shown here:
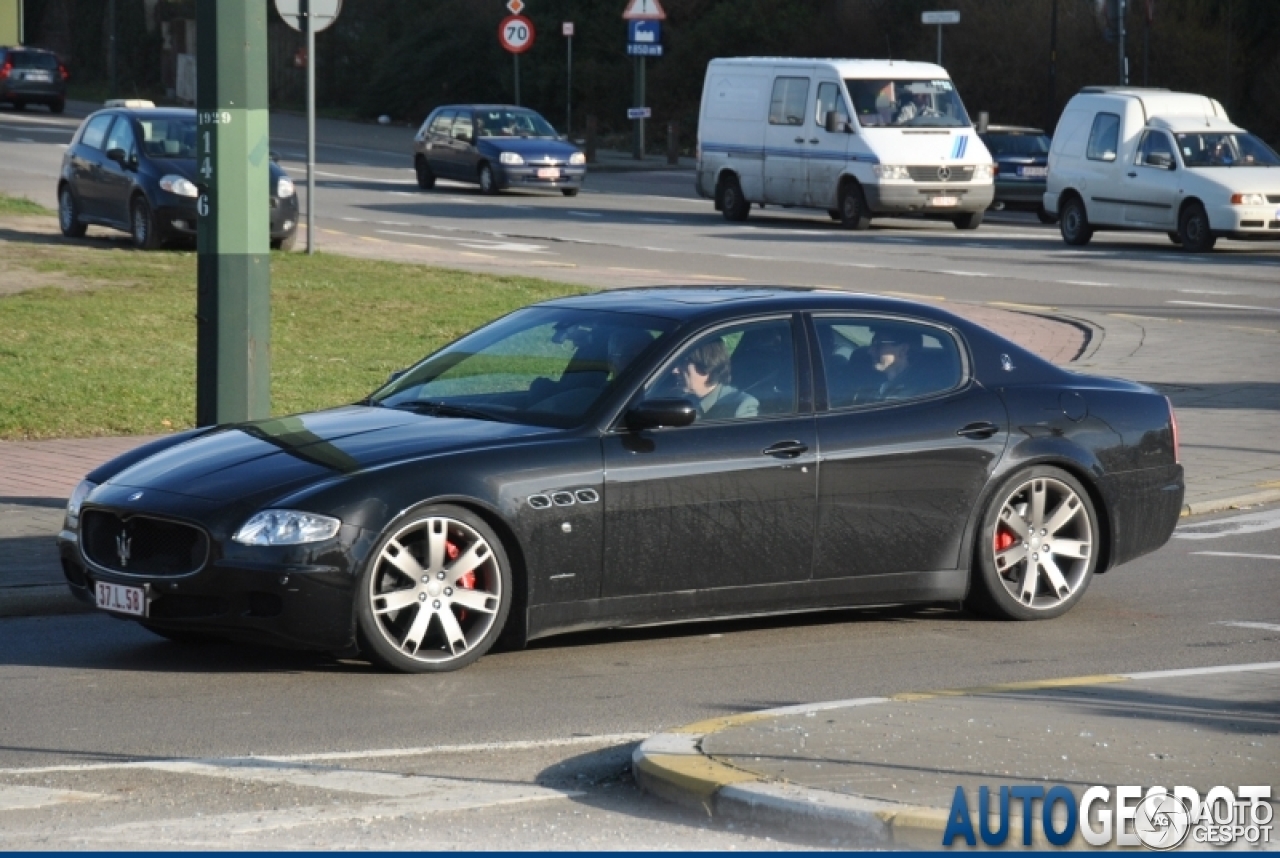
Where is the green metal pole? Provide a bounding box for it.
[195,0,271,426]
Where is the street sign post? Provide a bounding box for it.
[623,0,665,159]
[563,22,574,136]
[276,0,342,255]
[196,0,271,425]
[921,10,960,66]
[626,107,651,119]
[499,14,535,105]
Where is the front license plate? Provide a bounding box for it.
[931,196,958,207]
[1018,166,1047,177]
[536,167,561,179]
[96,580,146,616]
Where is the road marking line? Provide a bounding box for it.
[0,785,103,811]
[1058,280,1113,287]
[1168,300,1280,313]
[939,270,991,278]
[459,251,493,259]
[1194,552,1280,561]
[608,267,662,274]
[1175,507,1280,540]
[1122,661,1280,680]
[310,169,412,185]
[1215,621,1280,632]
[566,211,602,218]
[640,217,678,223]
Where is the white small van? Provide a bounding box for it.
[695,58,995,230]
[1045,86,1280,251]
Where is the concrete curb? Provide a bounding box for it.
[631,665,1280,846]
[1182,488,1280,518]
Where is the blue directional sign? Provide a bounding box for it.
[628,19,661,44]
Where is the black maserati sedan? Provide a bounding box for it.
[58,289,1184,673]
[57,102,299,250]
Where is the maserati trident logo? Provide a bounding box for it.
[116,531,132,568]
[937,165,952,181]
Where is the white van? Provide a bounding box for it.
[695,58,995,230]
[1045,87,1280,252]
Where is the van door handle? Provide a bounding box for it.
[808,138,820,144]
[794,137,806,144]
[956,421,1000,440]
[763,440,808,459]
[1127,171,1137,177]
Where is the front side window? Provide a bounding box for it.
[768,77,810,126]
[815,81,850,127]
[451,113,474,142]
[816,316,963,408]
[372,308,677,428]
[474,108,558,138]
[641,318,796,422]
[846,78,971,128]
[1136,130,1176,168]
[79,114,115,151]
[1086,113,1121,162]
[103,116,137,158]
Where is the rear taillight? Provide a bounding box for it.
[58,63,69,81]
[0,60,12,82]
[1166,396,1180,464]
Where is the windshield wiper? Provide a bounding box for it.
[391,400,507,422]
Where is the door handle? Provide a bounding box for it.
[808,138,820,144]
[1127,171,1137,178]
[794,137,806,144]
[764,440,808,458]
[956,422,1000,440]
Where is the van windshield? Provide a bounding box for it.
[1174,132,1280,168]
[846,79,971,128]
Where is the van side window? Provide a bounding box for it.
[1137,130,1175,168]
[768,77,809,126]
[1086,113,1121,162]
[815,82,850,127]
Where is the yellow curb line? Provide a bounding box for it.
[890,673,1127,701]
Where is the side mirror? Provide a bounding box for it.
[625,398,697,431]
[1149,152,1175,170]
[106,147,126,164]
[269,150,280,163]
[824,110,851,134]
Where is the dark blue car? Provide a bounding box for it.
[978,125,1055,223]
[413,104,586,196]
[57,103,299,250]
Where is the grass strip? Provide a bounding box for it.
[0,211,584,440]
[0,195,51,216]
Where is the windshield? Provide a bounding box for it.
[475,108,559,139]
[137,116,197,159]
[369,307,678,428]
[846,78,971,128]
[1175,132,1280,167]
[982,133,1051,157]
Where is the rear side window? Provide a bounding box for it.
[815,316,964,408]
[1086,113,1121,162]
[768,77,809,126]
[79,114,115,151]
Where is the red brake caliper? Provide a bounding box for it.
[994,526,1017,554]
[446,540,475,621]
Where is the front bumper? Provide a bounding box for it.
[993,177,1047,207]
[1210,203,1280,241]
[155,193,299,241]
[863,181,994,214]
[496,164,586,192]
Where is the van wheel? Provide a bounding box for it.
[837,183,871,230]
[718,176,750,222]
[1177,202,1216,252]
[1058,196,1093,246]
[953,210,983,230]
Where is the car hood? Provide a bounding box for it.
[104,406,558,502]
[1183,165,1280,191]
[863,129,992,165]
[480,137,581,160]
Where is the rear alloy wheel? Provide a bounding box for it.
[58,186,87,238]
[1058,196,1093,246]
[478,163,499,195]
[357,505,512,673]
[718,175,750,222]
[966,466,1099,621]
[1177,202,1216,252]
[130,195,163,250]
[414,156,436,190]
[838,182,871,230]
[953,210,983,230]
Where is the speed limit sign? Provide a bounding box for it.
[499,15,535,53]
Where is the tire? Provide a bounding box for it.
[560,188,579,197]
[478,163,499,195]
[271,231,297,251]
[1036,204,1058,225]
[966,466,1100,621]
[414,156,436,190]
[828,209,841,221]
[837,182,871,230]
[58,185,87,238]
[718,175,750,222]
[1167,231,1182,245]
[1058,195,1093,246]
[953,210,984,230]
[130,195,163,250]
[1177,202,1216,252]
[356,505,513,673]
[49,98,65,114]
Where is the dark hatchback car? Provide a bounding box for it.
[978,125,1055,223]
[0,46,67,113]
[59,289,1184,673]
[413,104,586,196]
[57,103,299,249]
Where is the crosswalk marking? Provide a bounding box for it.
[0,785,101,812]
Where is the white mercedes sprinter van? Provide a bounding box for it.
[1045,87,1280,252]
[695,58,995,230]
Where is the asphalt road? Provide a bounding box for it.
[1,102,1278,849]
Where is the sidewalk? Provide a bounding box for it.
[633,662,1280,848]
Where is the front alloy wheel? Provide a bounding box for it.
[967,467,1098,620]
[58,186,87,237]
[478,164,499,195]
[130,196,162,250]
[357,506,511,673]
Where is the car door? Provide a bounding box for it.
[449,111,478,183]
[1081,111,1125,225]
[763,72,812,206]
[99,115,139,226]
[1124,130,1180,228]
[423,109,456,179]
[601,315,817,598]
[809,315,1009,580]
[69,113,116,220]
[806,79,853,210]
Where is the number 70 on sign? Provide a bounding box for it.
[499,14,535,53]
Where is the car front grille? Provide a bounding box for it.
[81,510,209,576]
[526,157,564,167]
[1267,195,1280,204]
[907,165,975,182]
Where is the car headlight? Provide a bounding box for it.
[159,175,199,198]
[1230,192,1266,206]
[65,479,96,529]
[569,152,586,166]
[499,152,525,165]
[872,164,910,180]
[232,510,341,546]
[276,177,296,198]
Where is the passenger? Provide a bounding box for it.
[675,339,758,420]
[868,328,930,400]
